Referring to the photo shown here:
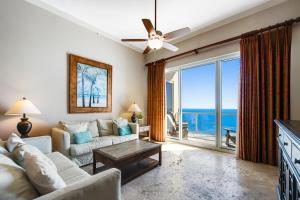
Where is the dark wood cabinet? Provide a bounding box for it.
[275,120,300,200]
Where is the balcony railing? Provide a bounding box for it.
[182,111,237,136]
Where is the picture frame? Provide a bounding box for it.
[69,54,112,113]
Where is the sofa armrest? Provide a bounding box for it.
[23,136,52,154]
[128,123,139,135]
[34,168,121,200]
[51,128,70,156]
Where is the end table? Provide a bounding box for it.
[139,125,151,141]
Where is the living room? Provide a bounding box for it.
[0,0,300,199]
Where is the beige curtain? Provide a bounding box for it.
[147,61,166,142]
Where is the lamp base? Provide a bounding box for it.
[17,118,32,138]
[131,112,137,123]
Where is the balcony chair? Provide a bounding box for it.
[224,128,236,147]
[167,112,189,139]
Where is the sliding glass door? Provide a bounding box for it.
[181,63,216,145]
[165,53,240,151]
[220,58,240,150]
[166,71,180,139]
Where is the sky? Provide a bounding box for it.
[181,58,240,109]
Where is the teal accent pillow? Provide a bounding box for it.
[73,131,93,144]
[118,126,132,136]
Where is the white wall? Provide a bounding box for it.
[0,0,147,139]
[146,0,300,120]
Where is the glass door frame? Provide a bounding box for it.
[166,78,181,140]
[165,52,240,150]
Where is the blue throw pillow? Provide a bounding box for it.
[118,126,132,136]
[74,131,93,144]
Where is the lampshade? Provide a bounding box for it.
[5,97,41,116]
[128,103,142,113]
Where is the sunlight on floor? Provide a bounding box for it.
[162,142,198,152]
[123,141,278,200]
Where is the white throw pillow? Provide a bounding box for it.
[6,133,24,152]
[0,154,38,199]
[97,119,114,136]
[88,120,100,138]
[112,118,129,136]
[13,144,57,171]
[60,121,88,143]
[113,118,128,127]
[24,151,66,194]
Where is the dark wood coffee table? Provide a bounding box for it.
[93,139,162,184]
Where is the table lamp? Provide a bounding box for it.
[128,103,142,123]
[5,97,41,138]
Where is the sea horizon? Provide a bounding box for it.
[179,108,238,135]
[182,108,237,111]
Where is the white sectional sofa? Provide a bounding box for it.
[52,119,139,166]
[0,136,121,200]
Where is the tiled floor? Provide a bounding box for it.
[121,142,278,200]
[82,142,278,200]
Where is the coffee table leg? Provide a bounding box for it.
[158,147,162,166]
[93,152,96,175]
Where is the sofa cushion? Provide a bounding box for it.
[23,147,66,195]
[58,166,90,185]
[6,133,25,152]
[12,144,57,171]
[46,152,90,185]
[60,121,89,144]
[97,119,113,136]
[88,120,100,138]
[111,134,138,145]
[70,137,113,156]
[113,118,128,127]
[0,154,38,200]
[46,152,77,172]
[113,118,129,136]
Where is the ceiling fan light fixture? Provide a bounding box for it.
[148,38,163,49]
[121,0,190,54]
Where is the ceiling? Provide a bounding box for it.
[26,0,286,53]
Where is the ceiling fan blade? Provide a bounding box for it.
[163,27,191,40]
[163,42,179,52]
[121,39,148,42]
[143,46,151,54]
[142,19,155,34]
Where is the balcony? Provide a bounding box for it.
[167,110,237,150]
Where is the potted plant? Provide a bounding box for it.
[136,113,143,125]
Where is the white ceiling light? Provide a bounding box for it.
[148,37,163,50]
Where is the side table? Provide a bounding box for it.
[139,125,151,141]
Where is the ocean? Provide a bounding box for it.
[182,108,238,136]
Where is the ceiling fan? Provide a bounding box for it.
[121,0,191,54]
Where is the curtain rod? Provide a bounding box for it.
[145,16,300,67]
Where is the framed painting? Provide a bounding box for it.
[69,54,112,113]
